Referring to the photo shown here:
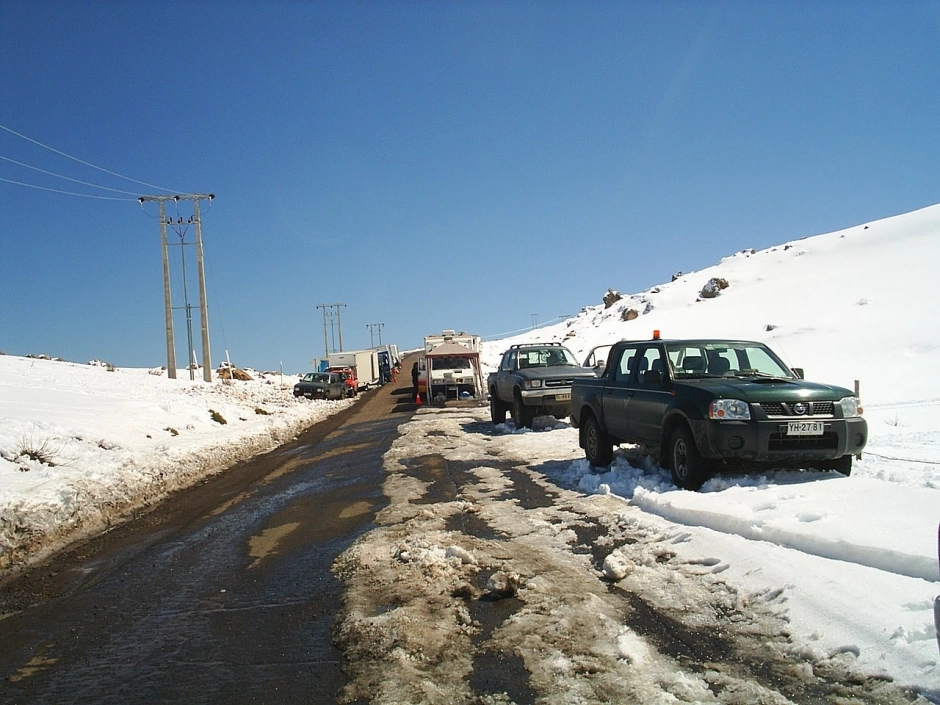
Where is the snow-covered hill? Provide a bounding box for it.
[484,204,939,409]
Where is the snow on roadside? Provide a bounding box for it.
[0,354,352,575]
[336,406,928,703]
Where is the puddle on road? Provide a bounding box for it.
[338,501,371,519]
[402,455,458,504]
[466,572,535,702]
[8,655,58,683]
[247,521,301,569]
[303,442,372,464]
[444,509,501,540]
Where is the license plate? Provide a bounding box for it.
[555,393,571,401]
[787,421,824,436]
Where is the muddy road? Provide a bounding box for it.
[0,370,418,705]
[1,368,926,705]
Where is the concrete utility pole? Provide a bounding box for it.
[367,323,384,347]
[139,193,214,381]
[317,303,346,356]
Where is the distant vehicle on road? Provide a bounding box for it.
[326,366,358,397]
[569,335,868,490]
[487,342,595,428]
[328,350,381,390]
[419,330,483,401]
[293,372,347,400]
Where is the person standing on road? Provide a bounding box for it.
[411,361,419,398]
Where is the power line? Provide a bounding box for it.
[0,155,143,196]
[0,123,180,193]
[0,177,137,201]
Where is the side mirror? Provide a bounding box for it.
[792,367,804,379]
[594,360,606,377]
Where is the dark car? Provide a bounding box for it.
[293,372,346,400]
[570,337,868,489]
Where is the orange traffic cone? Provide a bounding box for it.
[415,390,422,405]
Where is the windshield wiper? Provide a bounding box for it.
[733,371,792,380]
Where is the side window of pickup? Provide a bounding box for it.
[638,347,667,386]
[501,350,515,371]
[614,347,639,383]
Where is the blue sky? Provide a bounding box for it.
[1,1,938,373]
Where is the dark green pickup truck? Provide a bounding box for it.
[568,337,868,490]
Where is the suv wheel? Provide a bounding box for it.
[583,414,613,467]
[669,425,710,491]
[490,393,508,425]
[511,390,534,429]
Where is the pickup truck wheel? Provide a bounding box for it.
[490,394,508,425]
[669,426,709,491]
[583,415,613,467]
[511,391,534,429]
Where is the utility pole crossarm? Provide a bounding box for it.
[139,193,215,204]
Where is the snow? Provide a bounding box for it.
[2,203,939,698]
[0,359,353,572]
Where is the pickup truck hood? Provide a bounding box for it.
[519,367,597,383]
[689,377,854,401]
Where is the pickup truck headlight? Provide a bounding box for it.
[525,380,543,389]
[840,397,862,418]
[709,399,751,420]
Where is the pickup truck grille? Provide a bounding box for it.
[760,401,834,417]
[544,379,574,388]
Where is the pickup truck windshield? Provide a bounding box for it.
[665,341,794,379]
[517,347,579,368]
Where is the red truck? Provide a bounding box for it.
[327,366,358,397]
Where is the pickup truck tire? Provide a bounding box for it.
[669,425,710,491]
[511,390,534,429]
[583,414,614,467]
[490,394,508,425]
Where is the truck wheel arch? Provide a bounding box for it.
[660,415,688,467]
[576,394,605,429]
[577,406,604,442]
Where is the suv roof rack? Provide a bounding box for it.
[507,342,563,350]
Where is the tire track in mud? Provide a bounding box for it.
[333,408,924,704]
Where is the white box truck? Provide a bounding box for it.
[328,349,381,390]
[371,344,401,373]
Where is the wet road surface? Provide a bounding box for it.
[0,369,418,705]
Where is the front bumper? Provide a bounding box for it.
[520,387,572,416]
[690,416,868,465]
[294,387,330,399]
